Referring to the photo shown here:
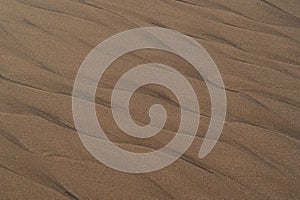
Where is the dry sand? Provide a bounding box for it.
[0,0,300,199]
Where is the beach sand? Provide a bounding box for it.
[0,0,299,199]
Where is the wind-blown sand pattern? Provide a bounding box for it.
[0,0,299,199]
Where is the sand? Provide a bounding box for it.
[0,0,299,199]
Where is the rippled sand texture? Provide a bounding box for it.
[1,0,299,199]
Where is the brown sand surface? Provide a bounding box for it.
[0,0,299,199]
